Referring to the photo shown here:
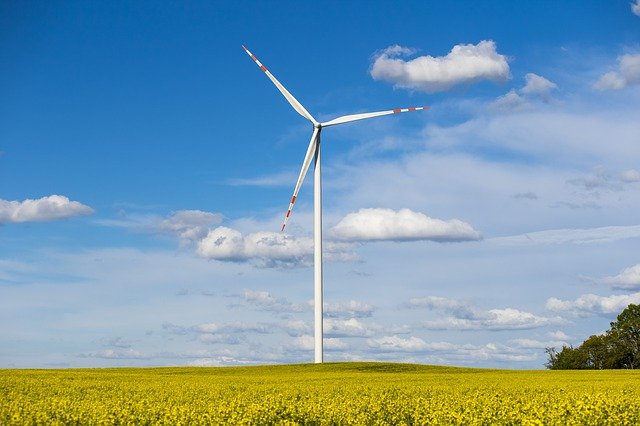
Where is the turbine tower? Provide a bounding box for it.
[243,45,428,363]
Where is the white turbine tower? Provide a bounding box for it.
[243,45,428,363]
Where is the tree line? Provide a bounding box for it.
[546,304,640,370]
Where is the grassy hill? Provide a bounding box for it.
[3,362,640,424]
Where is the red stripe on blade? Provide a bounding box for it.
[260,65,267,72]
[291,196,296,204]
[393,109,401,113]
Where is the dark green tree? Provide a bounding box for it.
[608,303,640,369]
[545,346,587,370]
[545,303,640,370]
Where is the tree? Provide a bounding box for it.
[580,334,609,369]
[545,304,640,370]
[545,346,586,370]
[608,303,640,369]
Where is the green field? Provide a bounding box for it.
[2,362,640,424]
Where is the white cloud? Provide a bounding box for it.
[324,300,375,318]
[509,338,567,349]
[521,73,557,95]
[599,264,640,290]
[158,210,223,244]
[282,320,311,337]
[196,227,313,268]
[594,53,640,90]
[79,348,149,359]
[196,227,357,268]
[290,335,348,351]
[103,209,360,269]
[546,292,640,316]
[107,336,132,349]
[407,296,477,319]
[548,330,571,341]
[491,90,529,111]
[632,0,640,16]
[409,296,563,330]
[242,289,277,305]
[96,209,222,245]
[331,208,481,243]
[366,337,537,362]
[239,289,309,313]
[324,318,379,337]
[237,290,374,318]
[162,322,188,335]
[191,321,271,345]
[491,73,556,111]
[421,309,563,331]
[0,195,93,224]
[370,40,510,92]
[367,335,450,352]
[193,321,270,334]
[567,167,620,192]
[452,343,538,362]
[188,358,227,367]
[621,169,640,183]
[198,334,243,345]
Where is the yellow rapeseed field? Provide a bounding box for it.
[2,362,640,424]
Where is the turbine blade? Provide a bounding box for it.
[282,127,320,232]
[321,106,429,127]
[242,45,317,125]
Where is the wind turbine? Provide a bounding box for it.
[242,45,428,363]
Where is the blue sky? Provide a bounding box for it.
[2,1,640,368]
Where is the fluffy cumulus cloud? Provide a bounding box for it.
[370,40,510,92]
[621,169,640,183]
[491,90,528,111]
[196,227,357,268]
[331,208,481,243]
[633,0,640,16]
[521,73,557,95]
[324,318,379,337]
[0,195,93,224]
[546,292,640,316]
[238,289,309,313]
[191,321,271,345]
[367,335,448,352]
[196,227,314,268]
[289,335,348,351]
[408,296,563,330]
[594,53,640,90]
[158,210,222,244]
[325,300,375,318]
[366,337,537,362]
[598,264,640,290]
[198,209,479,267]
[491,73,557,111]
[282,320,311,337]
